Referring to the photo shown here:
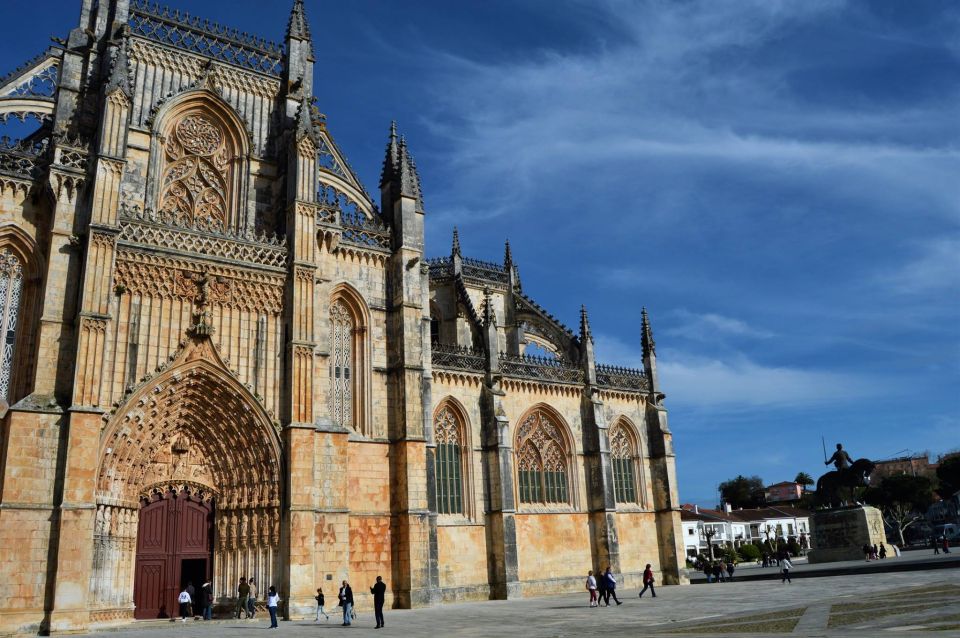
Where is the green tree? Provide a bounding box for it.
[719,475,766,509]
[795,472,814,488]
[863,475,935,546]
[936,455,960,498]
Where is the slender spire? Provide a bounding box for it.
[451,227,462,258]
[379,121,400,189]
[641,307,656,355]
[286,0,312,41]
[579,305,593,344]
[504,239,513,266]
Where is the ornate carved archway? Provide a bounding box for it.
[91,329,282,619]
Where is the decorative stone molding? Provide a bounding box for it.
[114,250,284,313]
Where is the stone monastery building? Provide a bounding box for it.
[0,0,684,633]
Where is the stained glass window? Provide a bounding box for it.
[434,406,464,515]
[515,410,569,505]
[610,422,638,504]
[330,300,353,429]
[0,248,23,400]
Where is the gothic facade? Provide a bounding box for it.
[0,1,685,634]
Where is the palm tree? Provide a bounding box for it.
[795,472,814,489]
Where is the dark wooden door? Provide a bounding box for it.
[134,491,213,619]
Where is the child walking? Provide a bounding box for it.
[315,587,330,621]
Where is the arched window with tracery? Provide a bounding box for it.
[610,420,640,505]
[329,300,353,430]
[434,405,465,515]
[0,247,23,400]
[158,113,232,231]
[516,409,570,505]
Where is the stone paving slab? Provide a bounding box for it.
[79,569,960,638]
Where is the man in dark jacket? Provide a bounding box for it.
[596,567,609,605]
[236,578,249,619]
[201,582,213,620]
[338,580,354,626]
[370,576,387,628]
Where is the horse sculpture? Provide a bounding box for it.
[814,458,875,508]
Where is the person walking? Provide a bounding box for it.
[178,586,192,622]
[338,580,354,626]
[186,581,196,618]
[586,570,598,607]
[247,577,257,619]
[879,543,887,559]
[266,586,280,629]
[862,543,871,561]
[638,564,656,598]
[703,562,712,583]
[943,537,951,554]
[604,567,622,605]
[725,560,735,581]
[370,575,387,628]
[314,587,330,622]
[236,577,250,619]
[201,581,213,620]
[596,568,609,605]
[781,556,793,584]
[712,562,724,583]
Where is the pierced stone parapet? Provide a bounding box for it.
[340,208,390,251]
[129,1,284,77]
[431,341,485,373]
[499,352,584,384]
[0,135,48,180]
[595,363,648,393]
[118,202,287,268]
[426,255,510,287]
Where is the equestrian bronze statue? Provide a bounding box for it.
[815,443,875,508]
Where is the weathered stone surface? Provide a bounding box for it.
[809,506,886,563]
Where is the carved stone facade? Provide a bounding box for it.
[0,1,685,634]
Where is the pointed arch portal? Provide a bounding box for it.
[93,334,282,619]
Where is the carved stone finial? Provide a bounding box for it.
[641,307,656,356]
[105,35,132,97]
[187,309,216,338]
[579,305,593,343]
[451,227,462,258]
[504,239,513,266]
[286,0,312,41]
[482,287,496,327]
[379,120,400,190]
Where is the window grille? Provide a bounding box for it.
[609,423,638,504]
[434,406,464,515]
[330,300,353,429]
[516,410,569,505]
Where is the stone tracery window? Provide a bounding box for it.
[329,300,353,430]
[158,113,231,231]
[516,409,570,505]
[434,405,465,515]
[0,248,23,400]
[610,421,639,504]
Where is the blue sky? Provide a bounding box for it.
[3,1,957,506]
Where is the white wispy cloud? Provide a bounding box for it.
[414,0,960,225]
[882,237,960,295]
[665,309,775,342]
[593,332,882,409]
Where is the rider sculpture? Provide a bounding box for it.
[815,443,875,508]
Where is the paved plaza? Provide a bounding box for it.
[78,566,960,638]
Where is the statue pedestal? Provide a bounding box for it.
[808,506,885,563]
